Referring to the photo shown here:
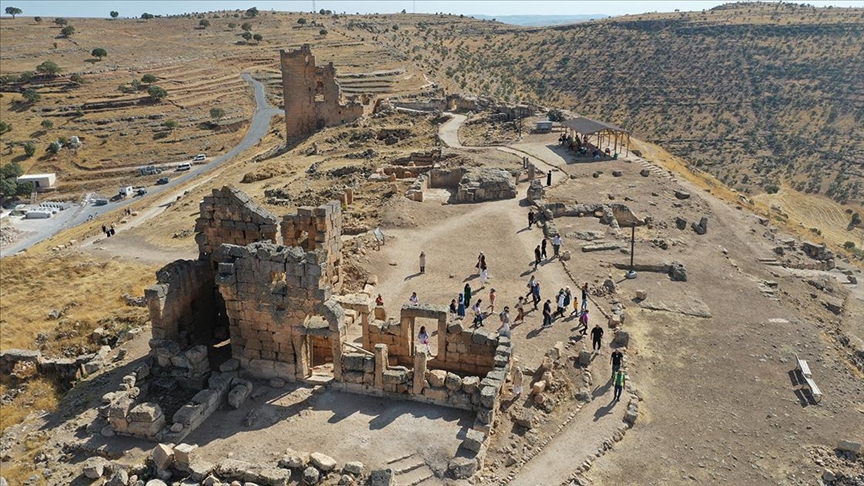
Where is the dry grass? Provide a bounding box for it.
[0,252,157,353]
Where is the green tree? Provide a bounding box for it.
[141,13,154,20]
[209,107,226,122]
[252,33,263,43]
[297,17,307,24]
[24,142,36,157]
[70,73,84,84]
[18,71,34,83]
[22,88,40,104]
[245,7,259,18]
[46,142,61,155]
[140,74,157,84]
[319,28,328,36]
[147,85,168,101]
[36,60,61,75]
[198,19,210,28]
[91,48,107,60]
[241,31,253,41]
[110,11,119,19]
[5,6,22,18]
[843,241,856,250]
[61,25,75,37]
[241,22,252,31]
[0,121,10,135]
[163,119,178,130]
[54,17,67,26]
[34,16,41,23]
[41,120,53,129]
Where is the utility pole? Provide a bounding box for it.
[312,0,316,13]
[625,224,637,279]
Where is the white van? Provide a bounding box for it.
[192,153,206,162]
[176,163,192,172]
[119,186,134,197]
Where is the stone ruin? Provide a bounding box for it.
[281,44,365,141]
[404,166,518,203]
[96,185,511,480]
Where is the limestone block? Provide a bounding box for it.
[152,443,174,470]
[838,440,862,455]
[280,449,310,469]
[310,452,337,472]
[343,461,364,476]
[448,456,477,479]
[635,289,648,300]
[531,380,546,395]
[463,429,486,452]
[128,403,163,423]
[173,443,198,467]
[127,415,165,437]
[247,359,277,379]
[108,397,135,418]
[228,384,252,409]
[613,330,630,347]
[444,372,462,391]
[578,350,592,366]
[423,387,449,401]
[480,386,497,408]
[426,369,446,387]
[368,469,394,486]
[83,456,109,479]
[461,376,480,394]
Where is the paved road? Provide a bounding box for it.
[438,113,466,149]
[1,73,283,257]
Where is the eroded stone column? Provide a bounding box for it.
[412,350,428,395]
[374,344,388,390]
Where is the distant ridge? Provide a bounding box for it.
[472,14,607,26]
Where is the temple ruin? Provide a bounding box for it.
[281,44,365,141]
[102,186,512,478]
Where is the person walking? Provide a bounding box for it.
[581,283,589,311]
[498,306,511,338]
[515,296,525,324]
[541,238,548,259]
[480,265,489,286]
[409,292,419,305]
[527,210,535,229]
[419,251,426,274]
[613,368,627,402]
[591,322,604,351]
[546,170,552,187]
[579,309,590,335]
[457,293,466,318]
[472,300,484,328]
[556,289,566,319]
[564,287,572,314]
[532,281,541,310]
[449,298,458,316]
[542,299,553,328]
[418,326,430,354]
[101,224,107,235]
[475,252,486,276]
[464,284,472,313]
[488,288,497,312]
[526,276,536,298]
[512,358,524,397]
[571,294,580,316]
[611,348,624,378]
[534,245,542,270]
[552,234,562,258]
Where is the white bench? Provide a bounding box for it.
[804,377,823,403]
[795,354,812,378]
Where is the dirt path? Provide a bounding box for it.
[509,366,625,486]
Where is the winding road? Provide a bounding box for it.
[1,73,283,257]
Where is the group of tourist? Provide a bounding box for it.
[396,228,628,403]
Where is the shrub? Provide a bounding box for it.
[0,121,11,135]
[41,120,53,129]
[141,13,154,20]
[765,183,780,194]
[843,241,856,250]
[147,85,168,101]
[61,25,75,37]
[241,22,252,31]
[91,48,107,60]
[199,19,210,28]
[297,18,307,24]
[252,33,263,43]
[141,74,157,84]
[110,11,119,19]
[36,60,61,75]
[70,73,83,84]
[54,17,67,26]
[24,143,36,157]
[22,88,40,103]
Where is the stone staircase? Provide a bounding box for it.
[386,453,441,486]
[630,156,673,180]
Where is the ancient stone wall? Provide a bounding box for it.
[429,167,466,188]
[145,260,220,347]
[281,201,343,291]
[214,241,345,382]
[281,45,364,141]
[457,168,518,203]
[195,186,279,262]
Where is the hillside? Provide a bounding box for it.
[370,3,864,207]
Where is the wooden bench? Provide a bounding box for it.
[804,377,823,403]
[795,354,812,379]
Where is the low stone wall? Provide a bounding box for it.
[0,348,107,382]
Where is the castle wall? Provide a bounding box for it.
[281,45,364,141]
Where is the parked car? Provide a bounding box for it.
[176,163,192,172]
[192,153,206,162]
[136,188,148,196]
[156,177,170,185]
[94,198,109,206]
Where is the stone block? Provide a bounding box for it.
[279,449,310,469]
[127,415,165,437]
[480,386,497,408]
[152,443,174,470]
[83,456,109,479]
[173,443,198,467]
[228,383,252,409]
[128,403,163,423]
[247,359,277,379]
[108,397,135,418]
[368,469,394,486]
[461,376,480,394]
[578,350,592,365]
[219,358,240,372]
[444,372,462,391]
[423,387,449,401]
[310,452,337,472]
[838,440,862,455]
[635,289,647,300]
[532,380,546,395]
[613,330,630,347]
[302,466,319,485]
[448,456,477,479]
[463,429,486,452]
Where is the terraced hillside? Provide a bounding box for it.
[0,11,432,197]
[369,3,864,205]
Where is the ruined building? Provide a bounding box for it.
[281,44,364,140]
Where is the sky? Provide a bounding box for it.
[1,0,863,19]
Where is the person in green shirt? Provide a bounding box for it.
[613,368,627,402]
